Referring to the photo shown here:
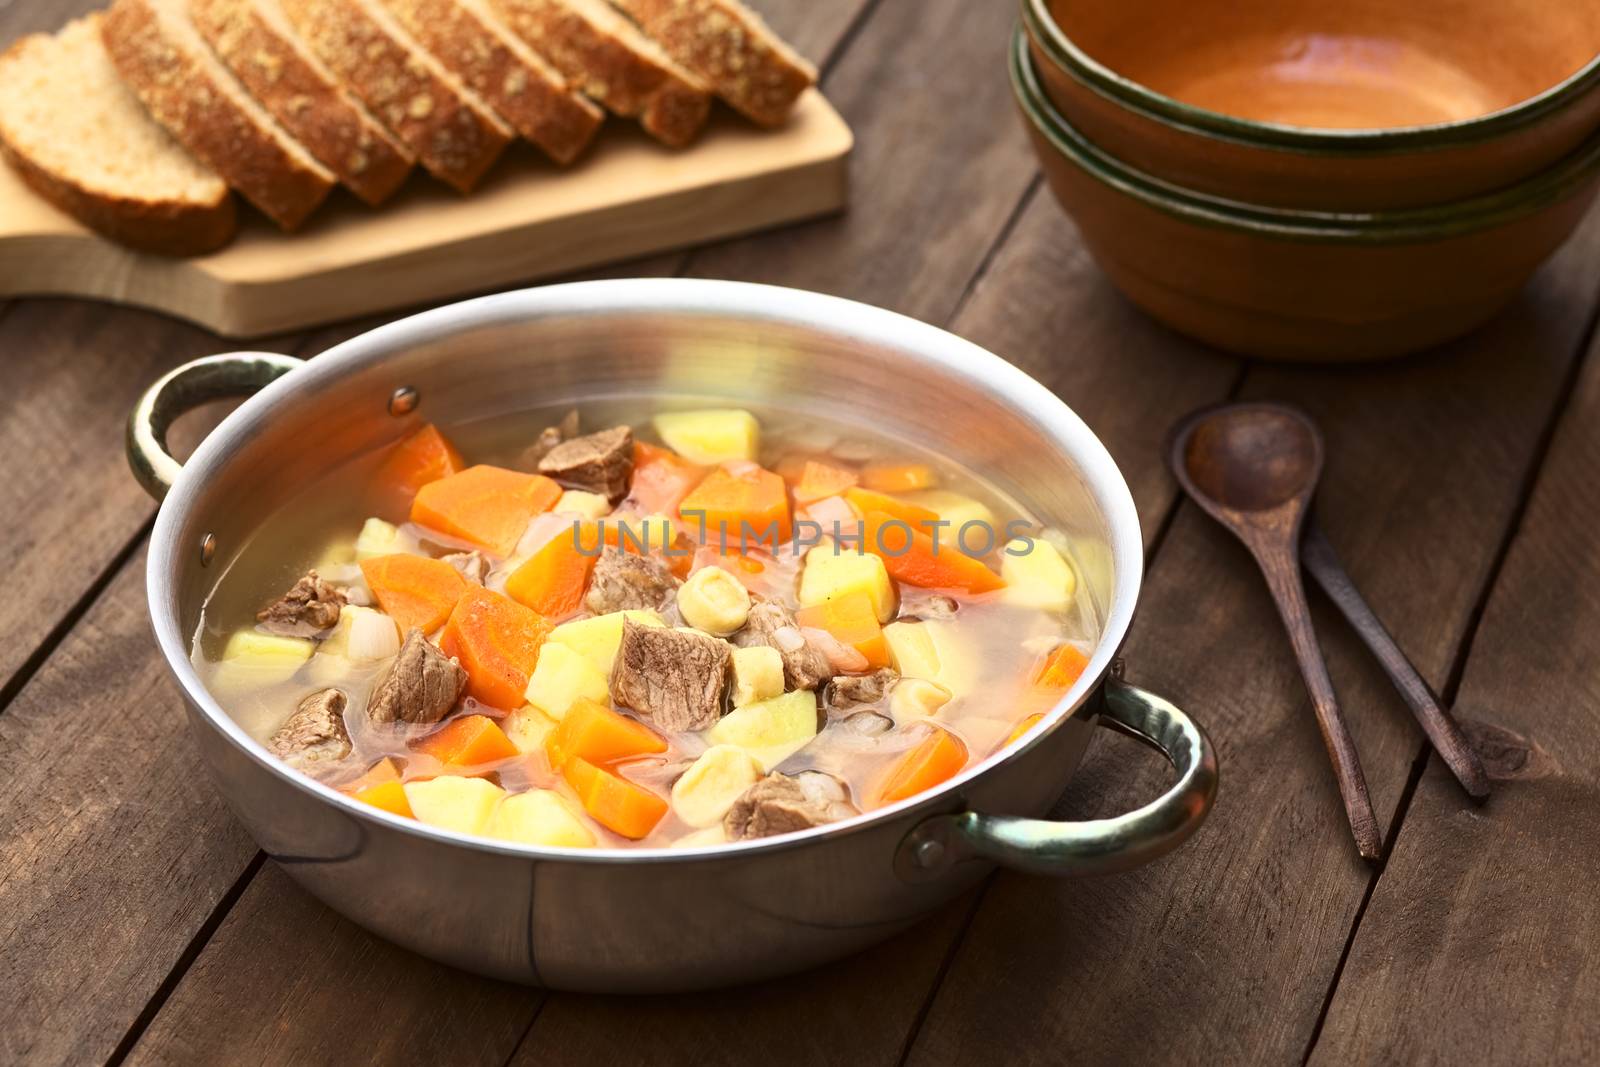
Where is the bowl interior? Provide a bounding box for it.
[1047,0,1600,130]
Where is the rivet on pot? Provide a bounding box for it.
[914,839,945,869]
[388,386,419,416]
[199,533,217,566]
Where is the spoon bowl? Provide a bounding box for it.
[1179,405,1323,516]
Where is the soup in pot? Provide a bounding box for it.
[192,405,1100,849]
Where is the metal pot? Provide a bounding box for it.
[128,280,1217,992]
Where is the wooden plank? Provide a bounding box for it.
[123,863,537,1067]
[0,301,270,695]
[901,205,1600,1065]
[0,551,259,1067]
[510,154,1245,1067]
[1307,344,1600,1065]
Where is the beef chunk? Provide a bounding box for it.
[517,409,582,468]
[824,667,899,714]
[257,571,347,637]
[586,548,679,614]
[723,770,860,840]
[440,550,489,585]
[736,600,833,691]
[841,710,894,737]
[368,629,468,725]
[611,619,730,731]
[269,688,351,771]
[538,425,635,503]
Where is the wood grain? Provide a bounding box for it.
[1307,335,1600,1066]
[902,203,1600,1066]
[0,552,258,1067]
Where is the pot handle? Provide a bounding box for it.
[895,677,1218,881]
[127,352,305,501]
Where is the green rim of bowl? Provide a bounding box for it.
[1011,28,1600,243]
[1023,0,1600,156]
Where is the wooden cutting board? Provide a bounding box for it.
[0,90,851,338]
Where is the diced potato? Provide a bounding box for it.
[546,610,665,676]
[403,777,506,836]
[677,565,751,636]
[883,620,974,694]
[653,408,759,465]
[902,489,997,542]
[212,630,314,693]
[799,541,896,623]
[503,706,558,754]
[671,825,729,848]
[730,645,785,707]
[613,514,677,554]
[556,490,611,520]
[524,641,611,719]
[707,689,819,771]
[483,789,596,848]
[1001,537,1078,612]
[891,678,952,722]
[671,745,763,827]
[355,517,400,560]
[313,540,357,570]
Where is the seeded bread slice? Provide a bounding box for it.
[281,0,514,192]
[102,0,336,230]
[0,15,235,255]
[379,0,603,165]
[610,0,813,126]
[191,0,414,205]
[488,0,710,147]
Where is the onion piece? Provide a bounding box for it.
[346,607,401,662]
[801,626,869,673]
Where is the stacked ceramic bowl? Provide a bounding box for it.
[1014,0,1600,360]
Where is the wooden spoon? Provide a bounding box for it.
[1168,402,1382,861]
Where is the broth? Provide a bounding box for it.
[193,400,1102,849]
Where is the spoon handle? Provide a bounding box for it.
[1301,524,1491,800]
[1254,545,1384,861]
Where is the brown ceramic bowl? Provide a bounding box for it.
[1011,31,1600,361]
[1023,0,1600,210]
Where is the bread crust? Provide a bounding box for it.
[489,0,710,147]
[192,0,414,206]
[282,0,514,193]
[612,0,814,127]
[382,0,604,165]
[101,0,335,230]
[0,21,237,255]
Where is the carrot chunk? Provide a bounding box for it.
[345,756,402,791]
[439,587,552,710]
[505,525,599,619]
[795,591,889,668]
[562,757,668,839]
[353,780,413,818]
[1033,644,1090,690]
[374,423,465,518]
[544,698,667,770]
[843,487,940,533]
[629,442,707,515]
[359,554,470,634]
[789,459,859,505]
[860,510,1005,594]
[1005,713,1044,747]
[679,464,792,549]
[861,462,936,493]
[876,726,969,805]
[411,465,562,556]
[412,713,520,766]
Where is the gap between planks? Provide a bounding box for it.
[1296,277,1600,1065]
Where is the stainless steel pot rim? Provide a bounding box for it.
[148,278,1145,864]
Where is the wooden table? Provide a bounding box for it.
[5,1,1598,1064]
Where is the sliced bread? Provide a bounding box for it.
[191,0,414,206]
[488,0,711,147]
[610,0,814,127]
[0,15,235,255]
[101,0,336,230]
[379,0,604,164]
[281,0,514,192]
